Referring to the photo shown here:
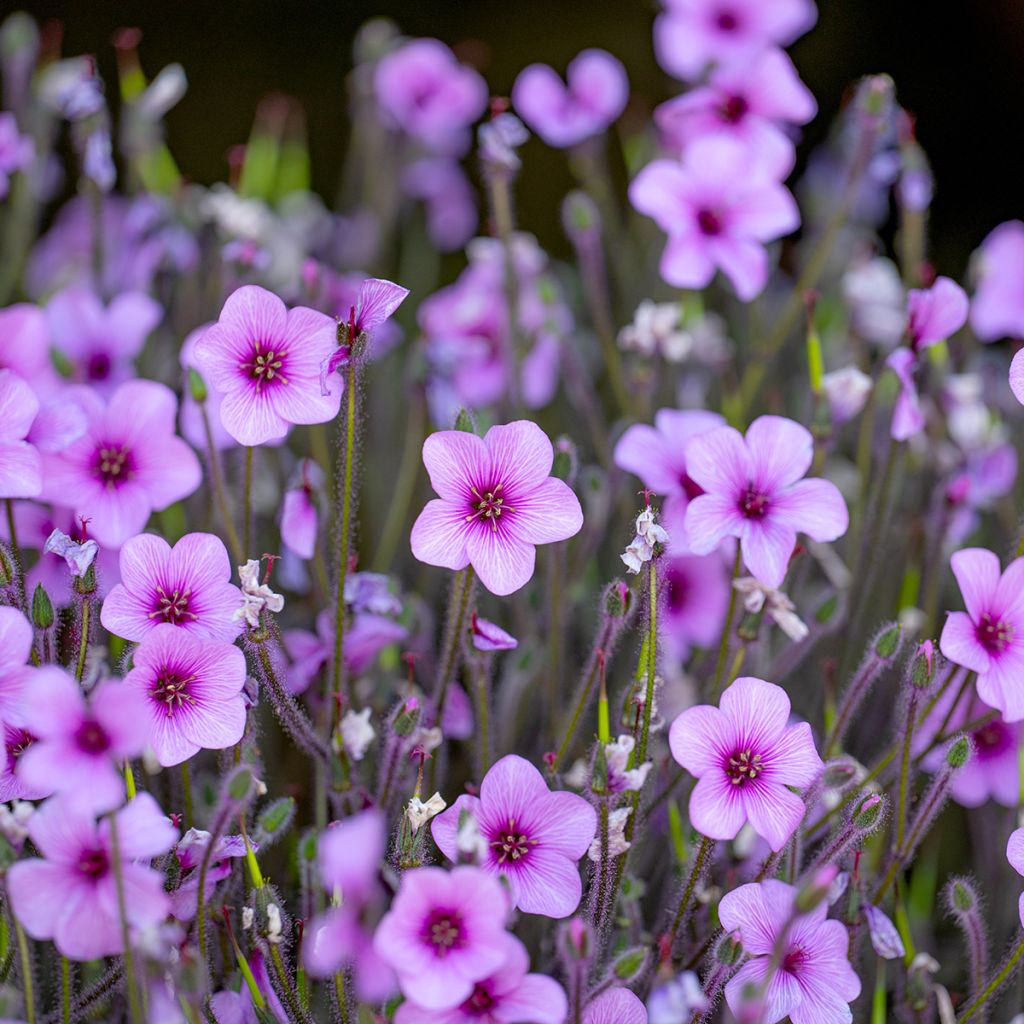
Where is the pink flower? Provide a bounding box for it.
[0,303,61,394]
[655,47,815,172]
[583,989,648,1024]
[100,532,242,643]
[971,220,1024,341]
[6,793,177,960]
[39,380,202,549]
[280,471,321,561]
[431,754,597,918]
[629,138,800,300]
[939,548,1024,720]
[0,608,39,726]
[179,324,236,452]
[886,347,924,442]
[906,276,969,352]
[0,369,42,499]
[654,0,817,82]
[1007,828,1024,928]
[613,408,725,540]
[0,111,33,198]
[395,933,568,1024]
[683,416,848,589]
[668,676,822,850]
[512,49,628,148]
[0,722,47,803]
[372,865,511,1010]
[122,623,247,766]
[402,158,479,253]
[374,39,488,154]
[46,285,162,393]
[193,285,341,447]
[471,614,518,652]
[15,673,150,814]
[662,553,731,663]
[718,880,861,1024]
[410,420,583,596]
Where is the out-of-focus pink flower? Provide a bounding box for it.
[906,276,968,353]
[0,111,33,197]
[471,614,518,652]
[1007,828,1024,928]
[0,304,61,394]
[886,347,924,442]
[630,137,800,300]
[971,220,1024,341]
[179,324,237,452]
[0,370,42,499]
[402,158,478,253]
[662,553,731,663]
[584,988,648,1024]
[280,460,324,560]
[512,49,628,148]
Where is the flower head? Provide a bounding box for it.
[669,676,822,850]
[123,623,247,766]
[718,880,861,1024]
[512,49,628,148]
[101,532,242,642]
[193,285,341,447]
[431,754,597,917]
[971,220,1024,341]
[683,415,848,588]
[939,548,1024,720]
[0,369,42,499]
[410,420,583,596]
[471,615,518,652]
[662,553,732,663]
[6,793,176,960]
[42,528,98,577]
[235,558,285,627]
[373,865,511,1010]
[39,379,201,549]
[906,276,968,352]
[629,137,800,301]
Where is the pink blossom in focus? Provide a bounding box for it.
[629,137,800,301]
[100,532,242,642]
[512,49,628,148]
[410,420,583,596]
[6,793,176,960]
[718,879,861,1023]
[683,415,848,589]
[939,547,1024,721]
[431,754,597,917]
[669,676,823,850]
[39,380,202,549]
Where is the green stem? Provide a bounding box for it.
[666,835,713,953]
[14,917,35,1024]
[243,446,254,557]
[201,404,243,564]
[711,547,742,700]
[4,499,25,609]
[108,812,143,1024]
[331,358,358,716]
[551,619,614,772]
[181,760,194,831]
[895,692,919,852]
[433,566,475,723]
[334,972,349,1023]
[637,559,659,765]
[75,598,91,683]
[957,933,1024,1022]
[268,944,309,1024]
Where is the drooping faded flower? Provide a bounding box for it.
[431,754,597,917]
[6,793,177,960]
[410,420,583,596]
[100,532,242,642]
[683,415,848,589]
[122,623,247,766]
[939,547,1024,720]
[39,380,202,549]
[718,880,861,1024]
[372,865,510,1010]
[193,285,341,447]
[668,676,822,850]
[0,369,43,499]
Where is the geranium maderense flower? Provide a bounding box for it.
[15,672,150,814]
[939,547,1024,720]
[431,754,597,917]
[971,220,1024,342]
[122,623,247,766]
[583,988,648,1024]
[410,420,583,596]
[1007,828,1024,928]
[0,607,40,725]
[395,933,568,1024]
[629,137,800,301]
[6,793,177,960]
[718,880,861,1024]
[683,415,848,589]
[668,676,822,850]
[193,285,341,447]
[512,49,628,148]
[39,380,201,549]
[100,532,242,642]
[0,369,42,499]
[372,865,510,1010]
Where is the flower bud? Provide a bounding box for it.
[561,189,600,242]
[188,366,208,403]
[864,904,905,960]
[821,757,859,790]
[612,946,649,982]
[558,916,593,962]
[910,639,936,689]
[604,580,631,618]
[552,436,578,485]
[945,734,971,769]
[715,929,743,965]
[795,864,839,914]
[454,408,476,434]
[392,696,421,737]
[873,622,902,659]
[31,583,54,630]
[852,793,885,832]
[947,877,978,914]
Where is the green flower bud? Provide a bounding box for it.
[32,583,54,630]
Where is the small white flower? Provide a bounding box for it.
[621,507,668,574]
[605,735,652,792]
[822,365,873,424]
[242,907,255,931]
[455,811,488,864]
[618,300,693,362]
[406,792,446,834]
[339,707,375,762]
[587,807,632,862]
[43,528,98,577]
[409,725,443,754]
[733,577,809,642]
[234,559,285,627]
[266,903,283,944]
[0,800,35,848]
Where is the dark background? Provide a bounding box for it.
[13,0,1024,272]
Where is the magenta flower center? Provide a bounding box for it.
[152,669,198,716]
[149,584,198,625]
[726,748,763,786]
[86,351,112,381]
[976,612,1013,653]
[465,482,515,533]
[782,945,808,974]
[241,339,290,393]
[739,486,769,518]
[5,727,34,761]
[463,985,495,1015]
[95,443,136,489]
[77,847,110,880]
[719,94,749,124]
[489,816,538,864]
[74,718,112,755]
[422,910,465,957]
[974,719,1011,757]
[697,208,724,236]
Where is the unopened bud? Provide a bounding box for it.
[873,623,902,659]
[393,696,420,737]
[855,74,895,120]
[562,189,600,240]
[32,583,54,630]
[559,916,593,962]
[910,639,936,689]
[187,366,208,403]
[946,876,978,915]
[795,864,839,914]
[552,436,578,484]
[946,734,971,769]
[821,757,859,790]
[612,946,648,982]
[454,408,476,434]
[852,793,885,832]
[715,929,743,965]
[604,580,630,618]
